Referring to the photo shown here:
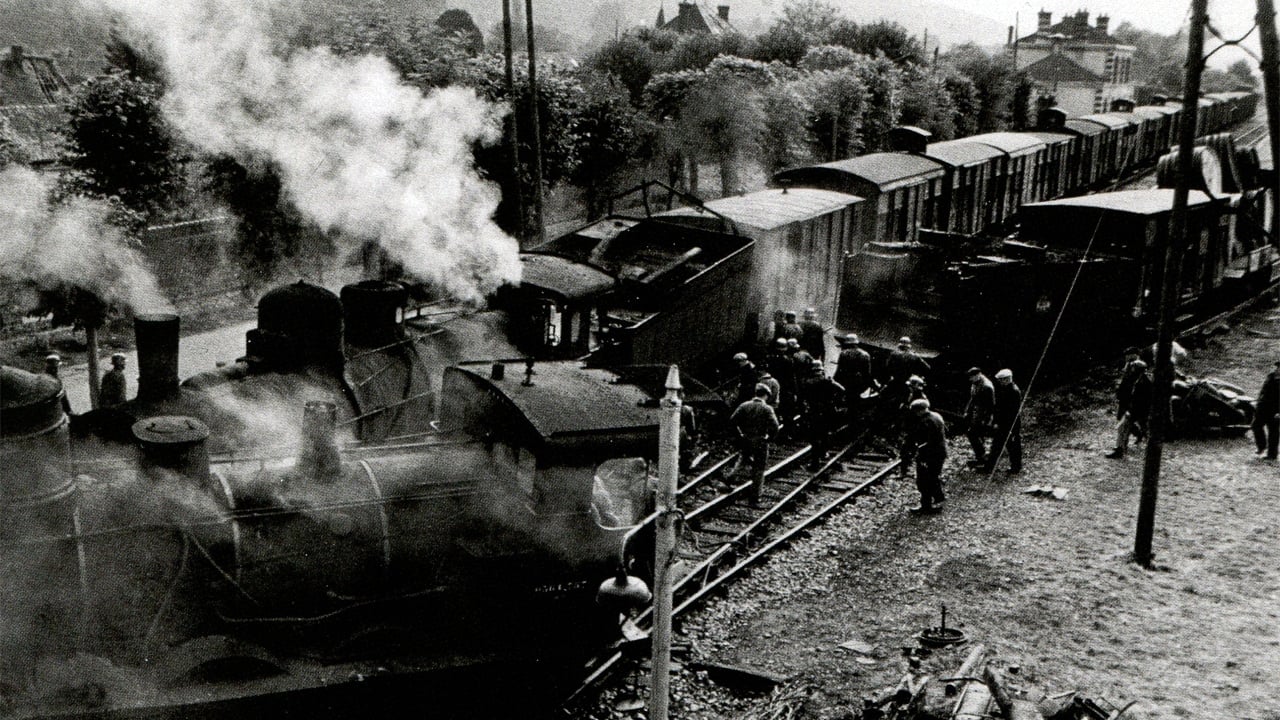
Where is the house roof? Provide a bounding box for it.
[0,103,66,163]
[0,49,71,105]
[1023,53,1102,84]
[1018,12,1119,44]
[658,1,736,35]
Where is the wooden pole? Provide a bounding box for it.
[501,0,525,246]
[1257,0,1280,238]
[85,324,101,410]
[524,0,546,247]
[650,365,682,720]
[1135,0,1207,568]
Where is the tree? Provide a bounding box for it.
[203,155,321,284]
[676,76,765,194]
[942,70,980,137]
[569,81,655,218]
[1223,59,1258,90]
[586,34,658,105]
[826,20,924,67]
[323,5,474,90]
[435,9,483,56]
[899,68,957,140]
[798,69,867,160]
[660,32,747,73]
[1113,22,1185,92]
[942,44,1015,132]
[60,72,183,220]
[103,21,164,83]
[1009,74,1033,130]
[853,54,903,151]
[777,0,841,44]
[759,81,814,172]
[799,45,860,71]
[748,23,810,65]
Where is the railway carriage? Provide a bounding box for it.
[771,153,946,247]
[967,132,1048,215]
[918,138,1004,236]
[1023,130,1076,202]
[1060,117,1108,190]
[1077,113,1138,182]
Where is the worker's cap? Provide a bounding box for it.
[775,338,788,348]
[733,352,749,362]
[44,353,61,364]
[966,366,982,377]
[754,383,772,397]
[786,338,800,348]
[1131,359,1148,369]
[804,307,816,317]
[785,310,797,319]
[811,358,824,368]
[995,368,1014,380]
[1124,346,1142,356]
[909,398,931,411]
[759,370,773,378]
[841,333,859,345]
[907,375,925,386]
[898,336,912,345]
[111,352,127,362]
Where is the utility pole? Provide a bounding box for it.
[524,0,546,247]
[650,365,682,720]
[1258,0,1280,238]
[1134,0,1208,568]
[502,0,525,247]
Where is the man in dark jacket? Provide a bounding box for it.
[98,353,129,408]
[964,367,995,468]
[985,368,1023,474]
[833,333,873,417]
[799,308,825,361]
[764,338,795,417]
[881,336,931,403]
[799,359,844,469]
[775,311,802,343]
[1107,359,1151,459]
[731,385,782,504]
[733,352,758,407]
[903,398,947,514]
[1251,359,1280,460]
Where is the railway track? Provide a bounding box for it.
[561,431,899,711]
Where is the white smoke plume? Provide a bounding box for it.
[105,0,521,303]
[0,166,172,314]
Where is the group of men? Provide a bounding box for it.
[728,313,1026,514]
[41,352,130,413]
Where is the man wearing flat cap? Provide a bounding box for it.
[985,369,1023,474]
[731,384,781,504]
[99,353,129,408]
[964,367,995,468]
[903,398,946,514]
[1251,359,1280,460]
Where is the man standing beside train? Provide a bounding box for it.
[834,333,873,425]
[964,367,995,468]
[1106,350,1151,459]
[775,311,803,343]
[732,384,782,505]
[985,369,1023,474]
[799,308,825,362]
[1251,359,1280,460]
[904,398,947,514]
[99,353,129,408]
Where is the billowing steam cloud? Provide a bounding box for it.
[0,166,172,314]
[106,0,521,303]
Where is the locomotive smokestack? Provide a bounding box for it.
[340,280,408,347]
[133,416,212,487]
[134,313,180,402]
[298,400,341,483]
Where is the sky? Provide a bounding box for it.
[924,0,1263,68]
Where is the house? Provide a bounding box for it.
[0,45,72,166]
[656,1,736,35]
[1008,10,1135,116]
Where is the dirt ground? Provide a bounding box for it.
[612,302,1280,720]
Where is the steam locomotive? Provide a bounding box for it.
[2,311,688,718]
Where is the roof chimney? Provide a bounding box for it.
[1096,14,1109,34]
[1074,9,1089,24]
[717,4,730,21]
[8,45,23,63]
[1037,10,1051,32]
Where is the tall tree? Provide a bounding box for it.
[853,54,903,151]
[586,33,658,105]
[676,76,765,194]
[60,72,183,220]
[942,44,1015,132]
[899,68,957,140]
[569,81,654,218]
[799,69,867,160]
[827,20,924,67]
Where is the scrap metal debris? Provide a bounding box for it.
[1022,485,1069,500]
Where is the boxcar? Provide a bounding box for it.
[967,132,1048,218]
[920,139,1004,236]
[657,187,864,342]
[1023,131,1076,201]
[1061,118,1108,190]
[773,154,945,247]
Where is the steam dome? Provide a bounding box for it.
[249,281,344,369]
